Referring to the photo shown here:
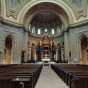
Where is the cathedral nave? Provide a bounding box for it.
[0,0,88,88]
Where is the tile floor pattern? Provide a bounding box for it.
[35,65,69,88]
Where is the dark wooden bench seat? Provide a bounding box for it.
[0,64,43,88]
[51,64,88,88]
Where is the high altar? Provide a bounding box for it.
[41,34,51,61]
[27,33,56,62]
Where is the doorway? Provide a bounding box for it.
[80,34,88,64]
[4,35,12,64]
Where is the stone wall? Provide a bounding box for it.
[0,22,27,64]
[65,23,88,64]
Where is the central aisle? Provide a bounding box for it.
[35,65,69,88]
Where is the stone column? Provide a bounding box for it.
[72,35,81,64]
[31,43,37,62]
[74,35,80,63]
[55,48,58,61]
[61,46,64,62]
[33,47,37,61]
[64,31,69,62]
[23,32,29,63]
[28,47,31,61]
[68,33,80,64]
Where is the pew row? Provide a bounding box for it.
[51,64,88,88]
[0,64,43,88]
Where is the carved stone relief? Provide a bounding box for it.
[63,0,87,19]
[5,0,32,19]
[3,0,88,23]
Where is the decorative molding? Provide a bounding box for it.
[17,0,76,24]
[63,0,87,19]
[0,0,88,26]
[0,18,27,32]
[70,19,88,28]
[5,0,32,19]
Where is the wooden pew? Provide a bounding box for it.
[51,64,88,88]
[0,64,42,88]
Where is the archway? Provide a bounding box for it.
[23,2,69,30]
[17,0,76,25]
[21,2,71,62]
[4,35,12,64]
[26,3,63,61]
[80,34,88,64]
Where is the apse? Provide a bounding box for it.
[23,2,69,33]
[29,11,62,37]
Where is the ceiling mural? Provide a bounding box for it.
[0,0,88,25]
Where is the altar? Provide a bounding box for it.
[41,34,50,60]
[42,58,50,62]
[36,33,56,62]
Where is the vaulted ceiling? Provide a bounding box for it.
[0,0,88,27]
[24,2,67,28]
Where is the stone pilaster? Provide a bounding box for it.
[64,31,69,62]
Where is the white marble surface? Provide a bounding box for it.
[35,66,69,88]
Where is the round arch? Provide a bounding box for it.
[4,35,13,64]
[17,0,76,25]
[79,33,88,64]
[24,9,68,30]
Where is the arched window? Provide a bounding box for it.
[32,26,35,33]
[37,28,41,34]
[29,24,31,31]
[44,28,48,32]
[58,27,61,33]
[52,28,55,35]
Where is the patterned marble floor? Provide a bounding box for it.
[35,65,69,88]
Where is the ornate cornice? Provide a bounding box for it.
[0,0,88,29]
[70,19,88,28]
[0,17,27,32]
